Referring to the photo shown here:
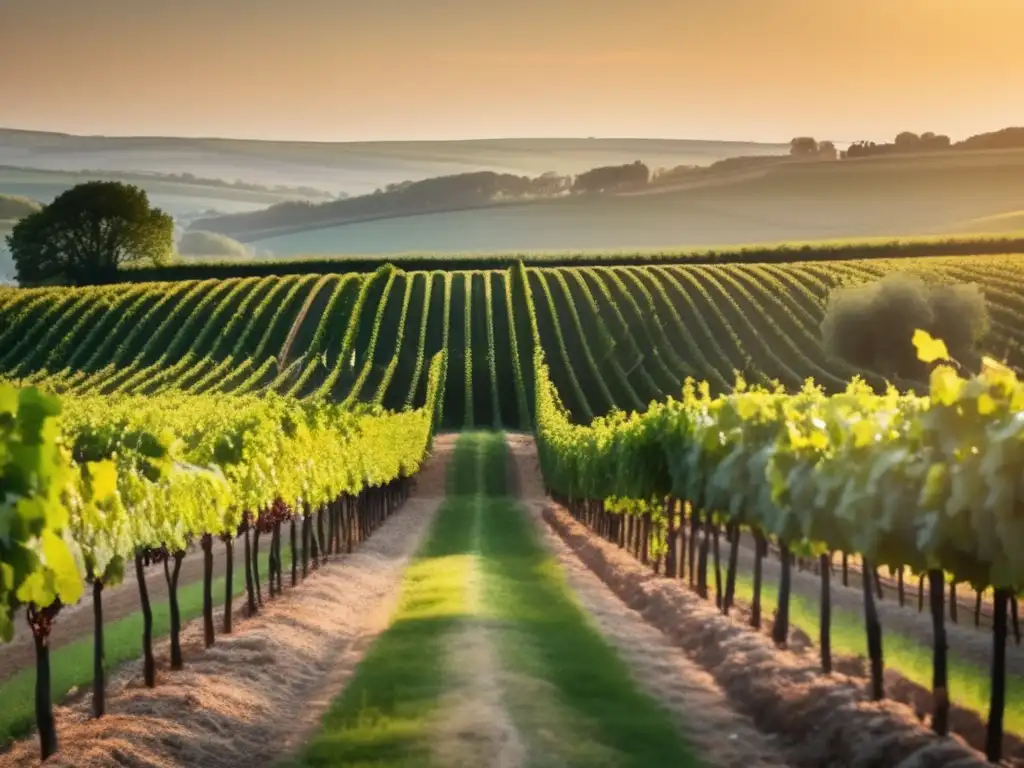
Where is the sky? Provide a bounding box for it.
[1,0,1022,144]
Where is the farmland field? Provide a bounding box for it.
[3,248,1024,767]
[249,185,1024,257]
[10,0,1024,761]
[245,148,1024,256]
[4,254,1024,426]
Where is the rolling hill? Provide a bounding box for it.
[228,147,1024,257]
[0,128,788,199]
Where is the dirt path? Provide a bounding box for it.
[542,501,993,768]
[505,435,793,768]
[0,436,454,768]
[729,538,1024,678]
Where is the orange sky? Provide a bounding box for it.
[1,0,1021,142]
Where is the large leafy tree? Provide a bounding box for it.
[6,182,173,285]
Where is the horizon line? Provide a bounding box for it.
[0,124,824,147]
[4,122,1017,149]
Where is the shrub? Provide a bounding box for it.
[822,272,989,379]
[177,230,250,259]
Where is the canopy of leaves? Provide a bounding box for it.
[572,161,650,193]
[5,181,173,285]
[789,136,819,156]
[821,272,989,380]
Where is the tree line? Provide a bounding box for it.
[190,161,654,239]
[791,125,1024,160]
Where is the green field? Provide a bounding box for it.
[3,253,1024,429]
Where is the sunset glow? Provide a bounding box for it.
[1,0,1022,142]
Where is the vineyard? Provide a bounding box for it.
[3,255,1024,428]
[0,359,444,760]
[3,250,1024,766]
[533,326,1024,763]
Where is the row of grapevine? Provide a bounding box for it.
[462,271,474,427]
[617,268,694,384]
[4,255,1024,425]
[310,271,378,399]
[577,268,666,400]
[495,270,531,430]
[402,272,438,409]
[371,273,415,406]
[533,332,1022,762]
[529,269,594,421]
[481,273,502,427]
[468,274,494,427]
[1,353,445,761]
[338,269,398,404]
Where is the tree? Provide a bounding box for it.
[894,131,921,150]
[921,132,951,150]
[789,136,819,156]
[6,182,173,285]
[572,161,650,193]
[821,273,988,380]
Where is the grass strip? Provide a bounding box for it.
[729,569,1024,736]
[479,435,702,767]
[292,435,481,767]
[295,431,703,767]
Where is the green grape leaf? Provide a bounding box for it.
[913,329,950,363]
[42,530,83,604]
[87,460,119,501]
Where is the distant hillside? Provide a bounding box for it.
[0,165,337,224]
[193,143,1024,248]
[958,127,1024,152]
[241,147,1024,257]
[0,128,788,198]
[190,169,585,240]
[192,158,820,240]
[0,164,334,200]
